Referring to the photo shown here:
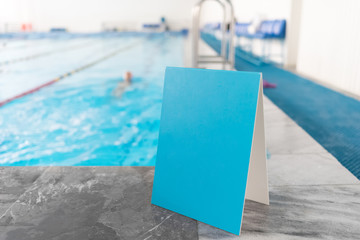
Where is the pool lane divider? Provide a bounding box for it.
[0,40,143,107]
[0,39,98,66]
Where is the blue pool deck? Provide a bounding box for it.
[0,33,359,239]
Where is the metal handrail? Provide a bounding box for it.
[192,0,235,69]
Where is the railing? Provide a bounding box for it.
[192,0,235,69]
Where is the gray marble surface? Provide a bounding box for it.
[0,167,47,217]
[1,165,359,240]
[199,184,360,240]
[0,167,198,240]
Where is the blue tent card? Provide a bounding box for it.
[152,67,269,235]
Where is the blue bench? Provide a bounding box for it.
[201,20,286,64]
[202,22,221,32]
[235,19,286,64]
[50,28,67,32]
[234,22,250,37]
[235,20,286,39]
[143,24,161,29]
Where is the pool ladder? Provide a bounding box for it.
[192,0,235,70]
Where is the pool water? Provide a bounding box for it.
[0,33,185,166]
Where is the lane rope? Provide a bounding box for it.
[0,40,143,107]
[0,39,98,66]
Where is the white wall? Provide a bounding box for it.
[0,0,198,32]
[200,0,291,22]
[297,0,360,96]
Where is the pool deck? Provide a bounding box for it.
[0,96,359,240]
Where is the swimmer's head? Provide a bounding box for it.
[124,71,132,83]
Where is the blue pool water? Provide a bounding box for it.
[0,33,185,166]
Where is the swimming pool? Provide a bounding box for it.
[0,33,186,166]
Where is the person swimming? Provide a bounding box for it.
[113,71,132,97]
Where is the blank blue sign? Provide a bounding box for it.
[152,67,261,234]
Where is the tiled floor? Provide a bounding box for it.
[0,96,359,240]
[200,185,360,240]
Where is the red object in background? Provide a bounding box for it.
[21,23,33,31]
[263,80,276,88]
